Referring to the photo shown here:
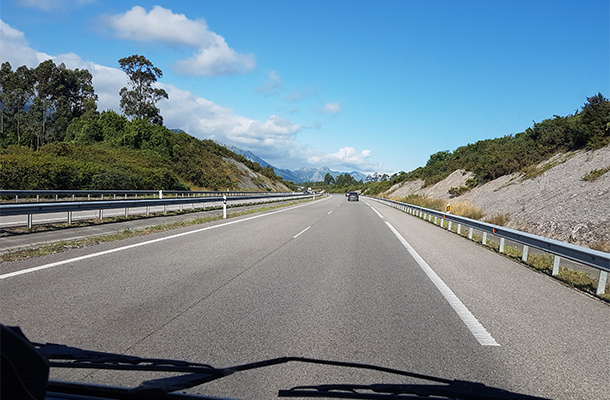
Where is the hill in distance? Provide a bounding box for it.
[223,144,367,183]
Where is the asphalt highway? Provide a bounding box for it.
[1,195,608,399]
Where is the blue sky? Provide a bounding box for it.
[1,0,608,174]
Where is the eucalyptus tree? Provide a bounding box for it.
[118,55,168,125]
[0,62,35,145]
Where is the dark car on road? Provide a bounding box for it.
[347,192,359,201]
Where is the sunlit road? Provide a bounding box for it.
[1,195,608,399]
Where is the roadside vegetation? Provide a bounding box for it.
[582,166,610,181]
[355,93,609,196]
[0,57,292,191]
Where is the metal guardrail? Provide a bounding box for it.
[369,196,610,295]
[0,192,313,229]
[0,189,282,202]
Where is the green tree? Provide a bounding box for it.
[335,173,357,187]
[118,55,168,125]
[581,93,610,149]
[1,60,97,148]
[324,172,335,185]
[51,63,97,138]
[0,62,35,146]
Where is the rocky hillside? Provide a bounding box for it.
[383,144,610,249]
[222,157,292,191]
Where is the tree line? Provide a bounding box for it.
[0,55,290,191]
[0,60,97,148]
[0,54,170,148]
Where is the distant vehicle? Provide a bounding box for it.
[347,192,359,201]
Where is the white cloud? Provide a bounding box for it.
[17,0,94,12]
[106,6,255,77]
[0,19,378,173]
[0,20,50,67]
[306,146,378,172]
[106,6,206,47]
[254,71,282,95]
[283,88,318,102]
[160,84,301,156]
[317,103,342,114]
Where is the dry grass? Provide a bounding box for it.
[484,213,510,226]
[399,195,445,211]
[398,196,485,221]
[582,166,610,181]
[589,241,610,253]
[449,201,483,220]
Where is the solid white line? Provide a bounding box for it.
[385,221,500,346]
[293,226,311,239]
[365,202,384,219]
[0,201,316,280]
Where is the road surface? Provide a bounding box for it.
[1,195,608,399]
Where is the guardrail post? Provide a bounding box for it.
[68,211,72,225]
[223,195,227,219]
[125,207,129,217]
[499,238,505,253]
[448,221,452,231]
[597,271,608,295]
[15,195,18,203]
[482,232,487,245]
[72,194,75,201]
[457,224,461,235]
[552,256,561,276]
[36,195,40,202]
[468,227,473,239]
[27,214,32,229]
[522,245,529,262]
[87,194,90,201]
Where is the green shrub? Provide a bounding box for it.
[582,167,610,181]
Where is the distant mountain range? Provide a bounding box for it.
[224,144,368,183]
